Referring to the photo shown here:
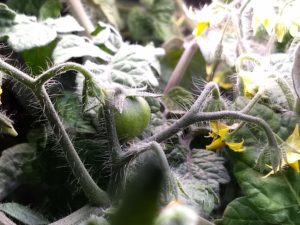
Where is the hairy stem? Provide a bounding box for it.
[230,89,263,136]
[103,97,122,162]
[163,39,198,94]
[0,59,35,88]
[149,82,219,142]
[123,142,178,201]
[35,87,110,206]
[0,59,109,206]
[275,76,295,111]
[34,62,94,86]
[193,111,278,148]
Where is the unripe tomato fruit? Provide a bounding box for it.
[114,96,151,140]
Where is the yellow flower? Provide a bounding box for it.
[239,72,260,97]
[252,0,300,43]
[282,124,300,172]
[183,2,228,37]
[212,70,234,90]
[264,124,300,177]
[195,22,210,37]
[206,121,244,152]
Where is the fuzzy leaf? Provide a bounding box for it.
[222,197,267,225]
[55,91,96,134]
[92,21,122,53]
[0,203,49,225]
[43,15,84,33]
[82,43,161,88]
[163,86,194,111]
[222,148,300,224]
[174,149,230,214]
[0,14,57,52]
[0,144,35,201]
[52,35,112,64]
[234,97,300,142]
[6,0,47,17]
[110,43,161,87]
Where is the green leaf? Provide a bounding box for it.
[52,35,112,64]
[0,203,49,225]
[55,91,96,134]
[174,149,230,214]
[109,43,161,87]
[222,197,269,225]
[222,148,300,224]
[90,0,123,29]
[82,43,161,88]
[0,143,35,201]
[162,86,194,111]
[234,97,300,142]
[39,0,61,19]
[92,21,123,53]
[0,14,57,52]
[127,0,175,43]
[21,38,58,75]
[43,15,84,33]
[0,3,16,23]
[6,0,46,16]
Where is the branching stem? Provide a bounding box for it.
[0,59,109,206]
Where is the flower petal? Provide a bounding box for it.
[194,22,209,37]
[226,140,244,152]
[275,22,287,43]
[287,124,300,146]
[289,161,300,172]
[206,137,226,150]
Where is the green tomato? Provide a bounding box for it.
[114,96,151,140]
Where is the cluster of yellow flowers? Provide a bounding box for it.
[252,0,300,42]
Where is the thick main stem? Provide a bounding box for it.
[163,39,198,94]
[35,87,109,206]
[67,0,95,36]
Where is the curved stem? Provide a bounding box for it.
[35,87,110,206]
[148,82,219,142]
[0,59,35,88]
[0,59,109,206]
[275,76,295,111]
[230,90,263,136]
[235,54,261,73]
[34,62,94,87]
[193,111,278,148]
[122,142,178,201]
